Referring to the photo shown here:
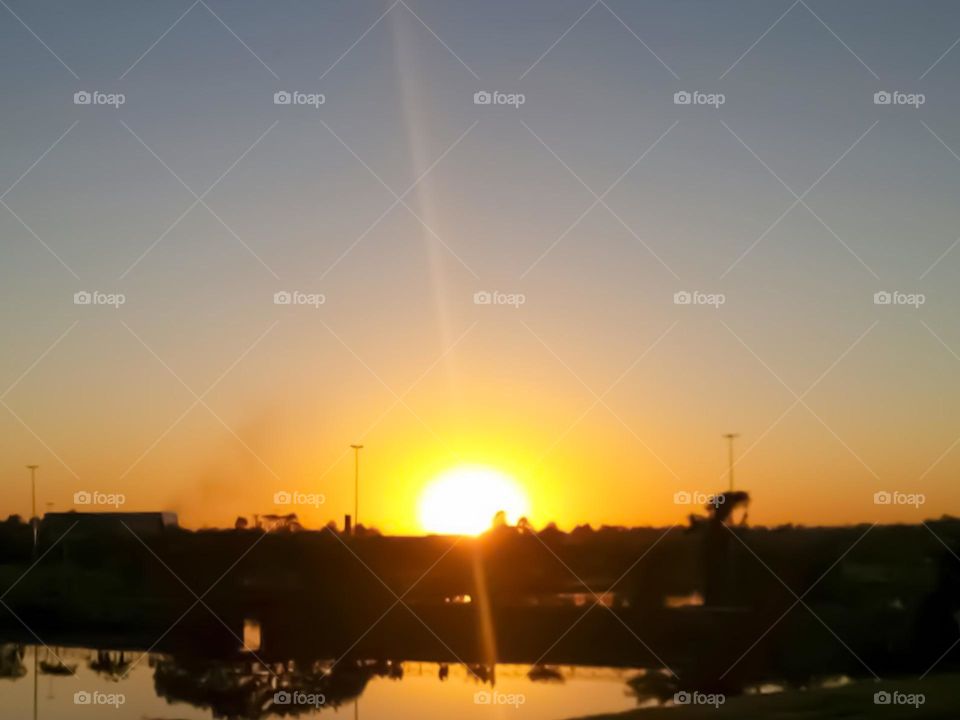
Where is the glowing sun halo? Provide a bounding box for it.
[418,466,530,536]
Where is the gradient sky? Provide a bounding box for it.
[2,0,960,532]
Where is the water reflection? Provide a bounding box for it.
[0,643,644,720]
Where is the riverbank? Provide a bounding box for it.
[569,674,960,719]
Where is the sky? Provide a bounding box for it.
[2,0,960,532]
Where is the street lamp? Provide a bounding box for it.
[26,464,38,553]
[350,445,363,532]
[722,434,739,492]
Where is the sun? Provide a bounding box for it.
[418,466,530,536]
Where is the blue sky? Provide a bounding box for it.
[2,0,960,530]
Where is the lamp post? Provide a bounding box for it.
[722,434,739,492]
[350,445,363,532]
[26,465,38,553]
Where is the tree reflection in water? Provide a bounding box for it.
[0,644,26,679]
[152,656,467,718]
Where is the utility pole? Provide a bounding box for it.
[26,465,39,554]
[722,434,739,492]
[350,445,363,533]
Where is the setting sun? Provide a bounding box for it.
[418,466,531,536]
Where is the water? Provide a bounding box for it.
[2,645,643,719]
